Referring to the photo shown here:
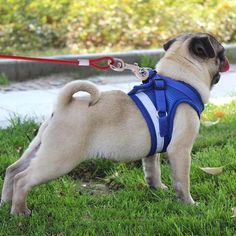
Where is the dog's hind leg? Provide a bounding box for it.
[10,144,85,215]
[0,144,40,206]
[142,154,168,190]
[0,119,50,206]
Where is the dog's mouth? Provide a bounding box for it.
[211,73,221,87]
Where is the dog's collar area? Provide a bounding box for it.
[128,69,204,156]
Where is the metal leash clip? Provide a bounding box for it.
[110,58,149,81]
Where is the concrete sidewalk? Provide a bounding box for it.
[0,74,138,128]
[1,69,236,129]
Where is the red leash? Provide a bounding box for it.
[0,54,115,71]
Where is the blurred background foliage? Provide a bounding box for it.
[0,0,235,55]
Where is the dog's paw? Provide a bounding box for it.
[11,207,31,216]
[159,183,168,190]
[149,182,168,191]
[183,196,195,205]
[146,177,168,190]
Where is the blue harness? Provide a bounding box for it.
[128,69,204,156]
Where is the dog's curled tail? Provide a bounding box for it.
[56,80,101,108]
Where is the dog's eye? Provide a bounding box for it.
[215,58,220,65]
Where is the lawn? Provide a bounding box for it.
[0,102,236,236]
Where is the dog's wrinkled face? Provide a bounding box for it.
[163,33,230,88]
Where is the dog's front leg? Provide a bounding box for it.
[142,154,168,190]
[167,149,194,204]
[166,104,200,204]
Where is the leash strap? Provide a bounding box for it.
[0,54,150,80]
[0,54,115,71]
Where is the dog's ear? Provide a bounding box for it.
[163,38,176,51]
[189,36,216,59]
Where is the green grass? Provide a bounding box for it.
[0,73,9,86]
[0,103,236,236]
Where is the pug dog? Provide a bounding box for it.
[0,32,229,215]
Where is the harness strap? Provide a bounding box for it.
[167,79,204,116]
[131,92,164,156]
[154,79,168,137]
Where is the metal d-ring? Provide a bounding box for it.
[157,111,168,118]
[109,58,126,72]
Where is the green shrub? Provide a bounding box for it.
[0,0,235,54]
[0,0,68,53]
